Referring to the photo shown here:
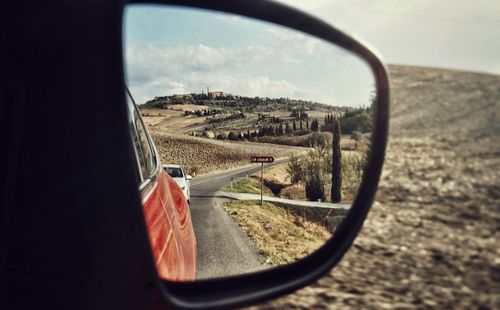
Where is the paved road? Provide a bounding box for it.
[189,159,288,280]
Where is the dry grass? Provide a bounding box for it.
[280,184,307,200]
[140,105,212,133]
[222,177,274,196]
[260,163,291,184]
[223,201,331,265]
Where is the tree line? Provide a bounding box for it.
[184,109,221,117]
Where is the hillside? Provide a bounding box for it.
[390,65,500,150]
[252,65,500,309]
[138,91,371,142]
[141,92,337,113]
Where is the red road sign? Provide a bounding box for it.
[251,156,275,163]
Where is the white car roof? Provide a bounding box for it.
[163,164,182,169]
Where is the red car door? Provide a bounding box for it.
[126,90,196,281]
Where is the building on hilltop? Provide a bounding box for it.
[208,91,227,100]
[172,93,194,100]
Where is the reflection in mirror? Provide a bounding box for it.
[124,5,375,281]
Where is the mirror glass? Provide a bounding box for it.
[124,5,375,281]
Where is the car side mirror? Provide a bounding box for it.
[0,0,389,309]
[124,0,389,309]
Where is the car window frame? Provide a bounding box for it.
[126,94,147,183]
[126,87,161,192]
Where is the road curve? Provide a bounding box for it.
[189,159,288,280]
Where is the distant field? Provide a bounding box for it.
[149,129,309,175]
[257,132,362,150]
[141,106,212,133]
[141,104,210,113]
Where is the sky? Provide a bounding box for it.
[275,0,500,73]
[124,1,500,105]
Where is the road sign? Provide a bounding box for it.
[251,155,275,205]
[251,156,275,163]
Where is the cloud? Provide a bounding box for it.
[178,45,227,70]
[124,36,369,106]
[279,54,301,64]
[240,76,299,97]
[126,43,228,80]
[125,41,321,103]
[265,28,319,55]
[125,43,275,82]
[123,7,374,107]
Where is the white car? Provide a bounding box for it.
[163,164,192,203]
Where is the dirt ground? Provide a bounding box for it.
[248,65,500,309]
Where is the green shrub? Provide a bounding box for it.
[351,131,362,149]
[305,152,326,201]
[341,154,365,199]
[339,109,372,134]
[286,154,304,185]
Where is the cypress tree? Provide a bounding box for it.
[300,120,303,131]
[268,126,275,136]
[331,117,342,202]
[228,131,237,140]
[311,118,319,132]
[293,120,296,131]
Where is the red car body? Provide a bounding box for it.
[141,170,197,281]
[127,89,196,281]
